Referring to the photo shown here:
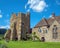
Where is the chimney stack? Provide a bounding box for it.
[51,13,55,19]
[52,13,55,17]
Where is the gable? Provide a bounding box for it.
[34,15,60,28]
[34,18,48,28]
[49,20,59,29]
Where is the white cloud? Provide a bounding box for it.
[0,14,2,18]
[0,25,10,29]
[49,15,52,18]
[0,10,2,18]
[0,19,10,29]
[49,15,54,19]
[25,5,27,9]
[25,0,48,12]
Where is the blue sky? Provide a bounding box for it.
[0,0,60,29]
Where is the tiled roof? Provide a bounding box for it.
[34,15,60,28]
[55,16,60,23]
[34,18,48,28]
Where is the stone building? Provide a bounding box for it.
[4,12,30,40]
[32,13,60,42]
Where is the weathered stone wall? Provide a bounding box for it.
[4,12,30,41]
[48,20,60,42]
[32,20,60,42]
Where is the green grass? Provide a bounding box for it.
[0,40,60,48]
[0,34,4,39]
[0,34,4,37]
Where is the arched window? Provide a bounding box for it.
[43,28,48,33]
[38,27,42,32]
[52,25,58,39]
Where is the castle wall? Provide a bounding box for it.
[9,12,30,40]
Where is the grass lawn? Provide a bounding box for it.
[0,40,60,48]
[0,34,4,39]
[0,34,4,37]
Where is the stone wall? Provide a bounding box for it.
[4,12,30,41]
[32,20,60,42]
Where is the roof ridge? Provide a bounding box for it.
[34,18,48,28]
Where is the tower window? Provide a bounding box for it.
[22,22,24,26]
[46,30,47,33]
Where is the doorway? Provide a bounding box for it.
[41,37,45,42]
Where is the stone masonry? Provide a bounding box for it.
[4,12,30,41]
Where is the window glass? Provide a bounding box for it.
[43,28,48,33]
[38,27,42,32]
[46,29,47,33]
[52,25,58,39]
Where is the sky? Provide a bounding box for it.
[0,0,60,29]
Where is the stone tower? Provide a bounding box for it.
[4,12,30,40]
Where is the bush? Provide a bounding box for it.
[27,34,33,40]
[0,43,8,48]
[32,32,41,41]
[0,37,2,40]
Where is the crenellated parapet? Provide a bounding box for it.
[4,12,30,41]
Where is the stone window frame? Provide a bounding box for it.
[43,28,48,33]
[52,25,58,39]
[38,27,42,33]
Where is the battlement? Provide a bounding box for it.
[5,12,30,40]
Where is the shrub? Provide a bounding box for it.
[32,32,40,41]
[0,37,2,40]
[0,43,8,48]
